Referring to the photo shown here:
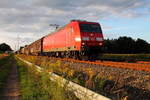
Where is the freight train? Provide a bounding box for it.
[20,20,104,60]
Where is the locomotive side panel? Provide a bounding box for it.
[43,28,68,52]
[43,22,81,52]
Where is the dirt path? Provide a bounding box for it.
[0,63,20,100]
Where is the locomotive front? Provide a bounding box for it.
[76,21,104,59]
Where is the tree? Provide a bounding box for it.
[116,36,136,54]
[103,39,118,53]
[135,38,150,53]
[0,43,12,52]
[102,36,150,54]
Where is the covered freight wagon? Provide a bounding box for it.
[26,38,43,55]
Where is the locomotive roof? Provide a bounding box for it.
[45,20,99,37]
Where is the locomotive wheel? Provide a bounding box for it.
[62,52,66,58]
[72,51,79,59]
[65,51,70,58]
[78,51,88,60]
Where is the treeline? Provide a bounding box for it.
[0,43,12,53]
[102,36,150,54]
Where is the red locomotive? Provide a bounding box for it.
[20,20,104,60]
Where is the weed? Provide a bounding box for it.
[0,54,14,92]
[17,58,78,100]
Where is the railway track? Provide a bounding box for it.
[48,57,150,72]
[137,61,150,65]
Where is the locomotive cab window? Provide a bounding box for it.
[79,24,102,33]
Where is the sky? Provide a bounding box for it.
[0,0,150,50]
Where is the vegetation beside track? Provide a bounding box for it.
[17,54,150,100]
[16,55,119,99]
[0,53,7,59]
[100,54,150,62]
[0,54,13,92]
[17,58,78,100]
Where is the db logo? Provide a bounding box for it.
[91,38,95,41]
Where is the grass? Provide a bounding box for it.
[100,54,150,62]
[17,58,78,100]
[0,54,13,92]
[0,51,3,54]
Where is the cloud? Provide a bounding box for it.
[0,34,17,50]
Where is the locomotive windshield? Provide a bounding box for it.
[79,24,102,33]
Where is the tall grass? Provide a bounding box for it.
[17,59,78,100]
[0,55,13,92]
[100,54,150,62]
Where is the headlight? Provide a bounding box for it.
[96,37,103,41]
[82,37,89,41]
[75,37,81,41]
